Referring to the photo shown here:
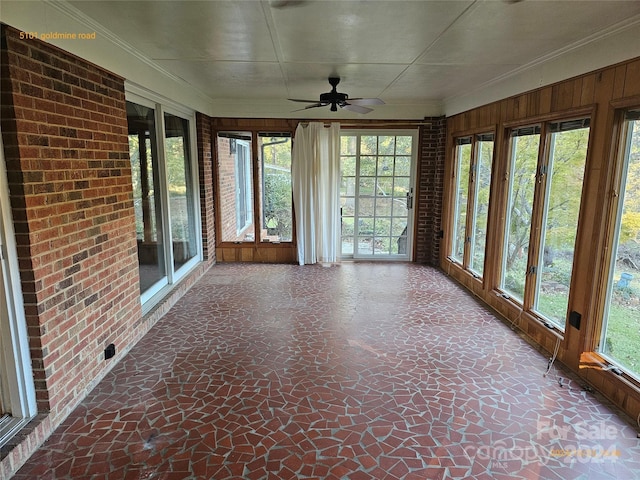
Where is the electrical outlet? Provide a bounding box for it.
[569,311,581,330]
[104,343,116,360]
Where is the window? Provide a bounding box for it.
[258,133,293,243]
[533,119,590,326]
[216,133,255,242]
[451,137,471,264]
[216,131,295,245]
[600,110,640,379]
[450,134,494,277]
[469,134,494,275]
[500,120,590,331]
[126,99,200,304]
[501,126,540,301]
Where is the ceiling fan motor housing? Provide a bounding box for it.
[320,78,347,111]
[320,91,347,111]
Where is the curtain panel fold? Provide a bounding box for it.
[292,122,341,265]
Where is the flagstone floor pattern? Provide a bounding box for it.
[12,263,640,479]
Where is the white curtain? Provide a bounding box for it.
[291,122,341,265]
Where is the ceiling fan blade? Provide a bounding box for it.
[288,98,325,103]
[342,103,373,114]
[291,103,326,112]
[347,98,385,106]
[270,0,308,8]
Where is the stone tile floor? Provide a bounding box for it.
[12,263,640,479]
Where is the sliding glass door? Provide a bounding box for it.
[340,131,417,260]
[126,97,200,305]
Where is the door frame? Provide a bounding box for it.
[0,131,37,445]
[340,129,419,261]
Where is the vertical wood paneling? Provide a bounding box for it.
[579,74,595,106]
[551,81,575,111]
[613,64,628,99]
[539,86,553,115]
[572,77,584,107]
[527,90,540,118]
[623,58,640,97]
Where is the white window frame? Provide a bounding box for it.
[0,132,37,447]
[234,140,253,236]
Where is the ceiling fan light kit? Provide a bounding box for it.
[289,77,384,114]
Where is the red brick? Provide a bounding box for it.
[1,25,140,417]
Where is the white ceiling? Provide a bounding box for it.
[3,0,640,119]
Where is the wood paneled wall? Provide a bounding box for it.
[442,57,640,423]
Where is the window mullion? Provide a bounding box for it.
[155,103,175,284]
[522,123,548,312]
[251,132,260,244]
[463,140,478,269]
[354,134,361,256]
[532,135,556,315]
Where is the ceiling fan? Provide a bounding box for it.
[289,77,385,114]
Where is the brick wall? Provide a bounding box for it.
[415,117,446,266]
[0,24,142,473]
[196,113,215,262]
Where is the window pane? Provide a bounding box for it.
[395,136,413,155]
[378,136,395,155]
[501,130,540,301]
[361,136,378,155]
[469,136,494,276]
[378,157,394,176]
[164,113,197,270]
[601,117,640,379]
[395,157,411,176]
[341,156,356,177]
[341,135,357,155]
[451,140,471,262]
[340,176,355,197]
[393,177,410,197]
[374,218,391,236]
[341,237,354,255]
[534,123,589,327]
[126,102,166,293]
[217,133,255,242]
[259,134,292,242]
[359,177,376,196]
[360,156,377,176]
[375,197,392,216]
[341,197,355,217]
[377,177,394,196]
